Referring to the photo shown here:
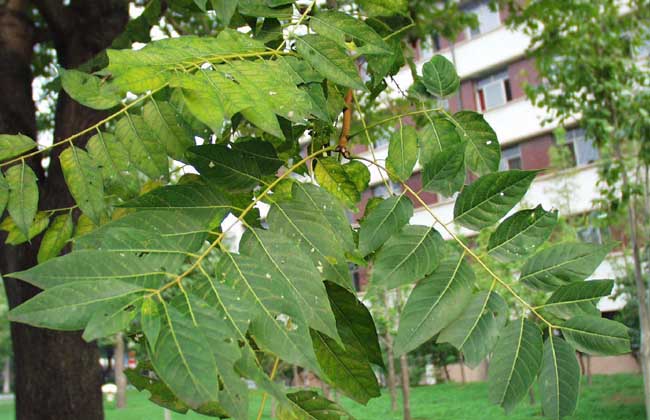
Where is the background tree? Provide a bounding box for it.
[504,1,650,416]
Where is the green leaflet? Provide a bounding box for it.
[267,183,353,290]
[0,171,7,216]
[452,111,500,175]
[189,140,283,191]
[560,315,630,356]
[5,162,39,238]
[538,280,614,320]
[212,0,238,25]
[238,0,293,17]
[278,391,355,420]
[8,280,145,330]
[9,250,170,289]
[438,291,508,368]
[325,282,383,367]
[208,60,314,138]
[0,133,37,162]
[185,294,248,420]
[73,208,216,274]
[142,100,194,161]
[419,116,461,160]
[421,55,460,97]
[453,170,538,231]
[358,0,408,16]
[83,299,139,341]
[217,250,321,372]
[191,277,289,405]
[60,68,122,110]
[60,146,106,224]
[487,205,559,262]
[394,252,475,356]
[310,327,380,405]
[141,296,162,350]
[37,213,73,263]
[520,243,613,292]
[239,229,341,344]
[540,336,581,420]
[314,157,369,209]
[126,361,194,414]
[296,35,366,91]
[386,124,418,182]
[421,142,466,196]
[115,114,169,180]
[86,131,139,199]
[309,11,391,55]
[488,318,543,414]
[152,300,221,410]
[107,29,266,92]
[311,283,382,404]
[0,212,49,246]
[121,182,231,212]
[358,194,413,256]
[371,224,446,289]
[170,71,253,133]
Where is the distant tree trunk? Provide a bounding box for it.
[529,388,535,405]
[2,357,10,394]
[459,355,466,384]
[442,364,450,382]
[586,355,592,386]
[115,333,127,409]
[399,354,411,420]
[385,333,399,411]
[0,2,129,418]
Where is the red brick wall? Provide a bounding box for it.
[508,57,538,100]
[405,172,438,207]
[521,133,554,170]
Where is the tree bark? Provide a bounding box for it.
[0,1,129,419]
[399,354,411,420]
[115,333,127,409]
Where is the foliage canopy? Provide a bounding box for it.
[0,1,630,419]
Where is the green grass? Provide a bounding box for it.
[0,374,644,419]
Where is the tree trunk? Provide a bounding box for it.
[586,355,592,386]
[399,354,411,420]
[385,333,399,411]
[115,333,127,409]
[2,357,10,394]
[0,1,129,419]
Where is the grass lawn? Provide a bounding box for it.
[0,374,644,419]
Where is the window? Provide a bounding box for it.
[500,145,522,170]
[464,0,500,38]
[372,181,402,198]
[476,70,512,111]
[565,128,599,166]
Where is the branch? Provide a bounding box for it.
[31,0,73,37]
